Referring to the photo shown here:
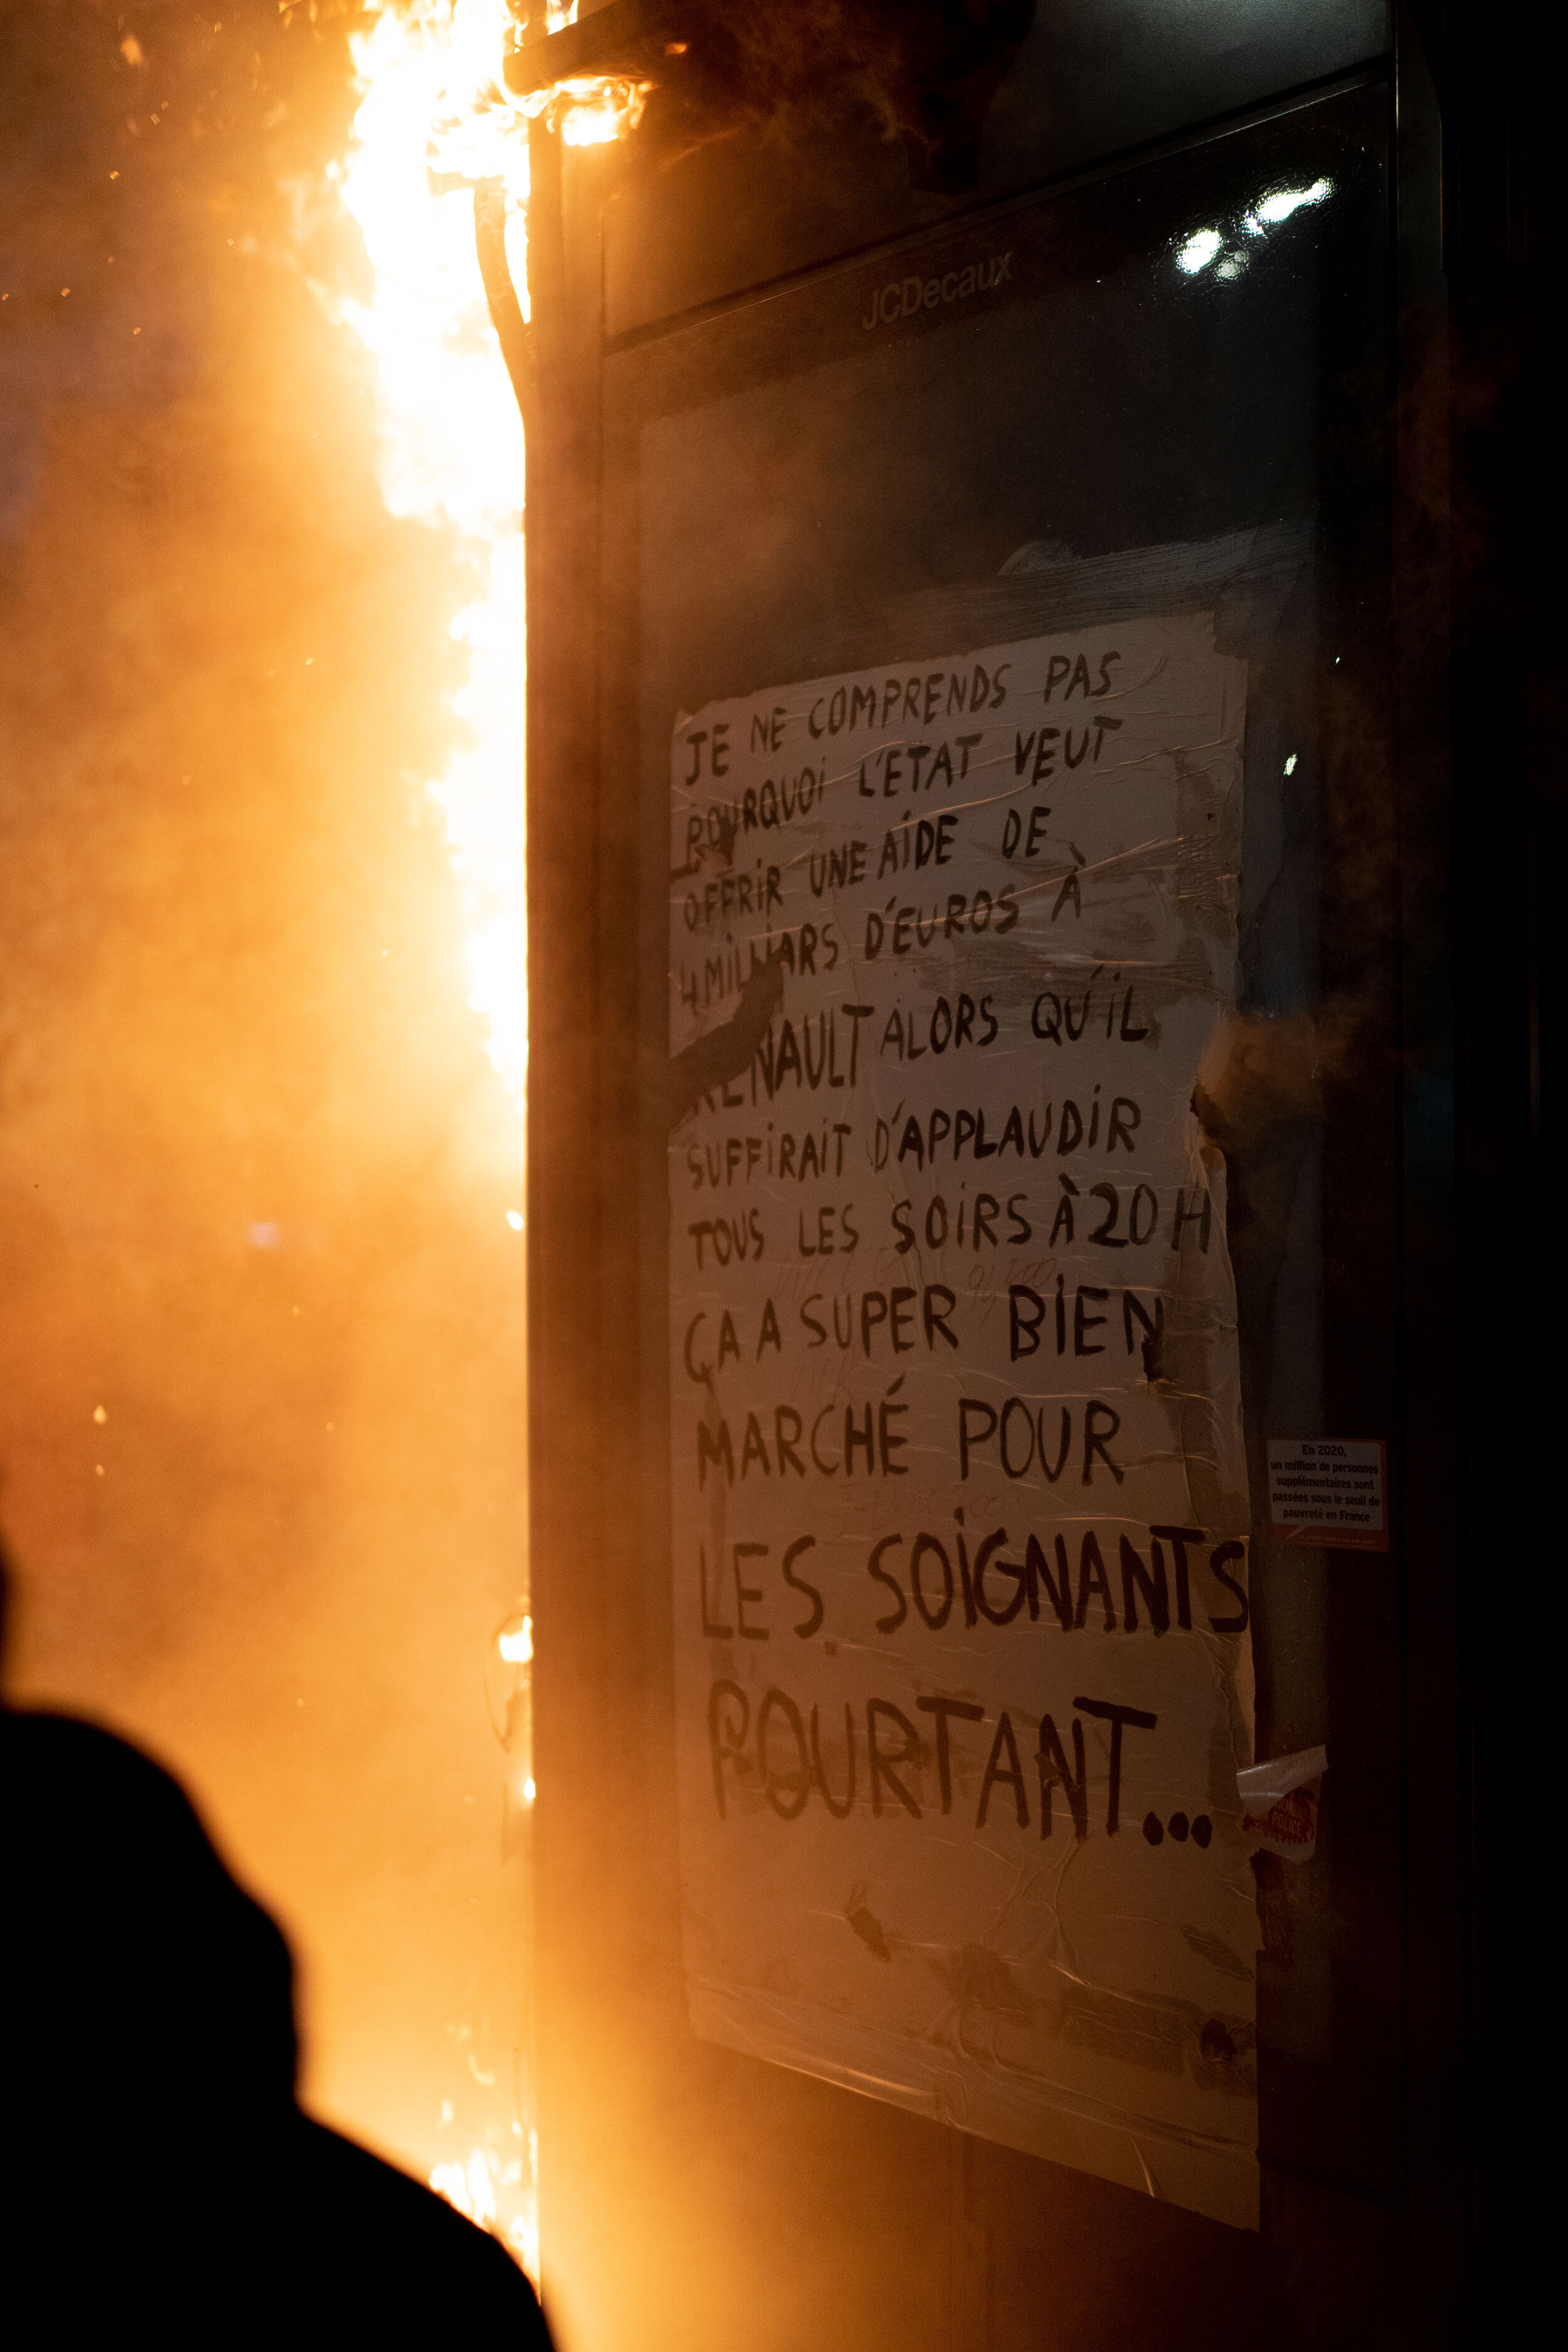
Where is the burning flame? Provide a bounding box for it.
[497,1616,533,1666]
[332,0,532,1111]
[538,73,650,146]
[327,3,647,1110]
[430,2140,541,2275]
[432,2148,499,2228]
[319,0,645,2283]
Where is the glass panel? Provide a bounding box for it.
[615,77,1400,2239]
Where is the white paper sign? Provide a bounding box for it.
[1267,1438,1387,1550]
[668,613,1259,2228]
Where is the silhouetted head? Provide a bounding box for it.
[3,1704,299,2166]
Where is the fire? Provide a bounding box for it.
[497,1616,534,1665]
[431,2149,498,2228]
[534,73,650,147]
[326,3,648,1111]
[317,0,645,2285]
[430,2144,541,2276]
[331,0,531,1111]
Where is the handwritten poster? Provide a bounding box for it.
[667,614,1259,2229]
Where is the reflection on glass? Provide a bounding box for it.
[1175,178,1334,278]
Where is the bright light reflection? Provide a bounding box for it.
[1176,227,1222,275]
[1249,176,1333,227]
[1177,178,1334,278]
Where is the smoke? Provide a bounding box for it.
[1,1,531,2201]
[507,0,1038,190]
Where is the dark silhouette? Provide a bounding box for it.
[3,1699,553,2338]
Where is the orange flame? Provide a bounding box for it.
[331,1,530,1115]
[327,4,649,1114]
[319,0,644,2284]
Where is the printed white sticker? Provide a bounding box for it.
[1266,1439,1387,1551]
